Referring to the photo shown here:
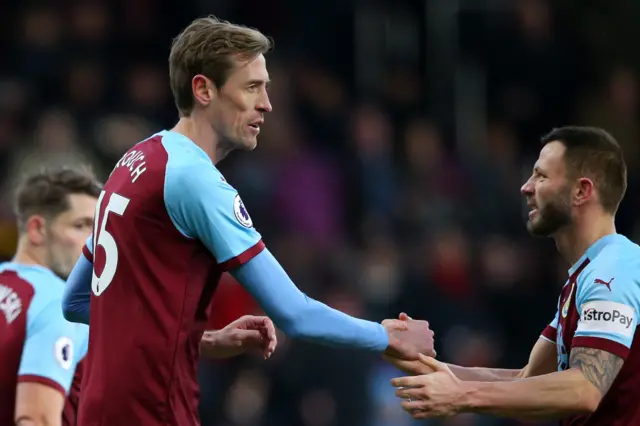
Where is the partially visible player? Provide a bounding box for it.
[0,168,99,426]
[0,168,277,426]
[386,127,640,425]
[62,16,435,426]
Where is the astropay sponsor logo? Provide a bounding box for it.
[577,300,636,337]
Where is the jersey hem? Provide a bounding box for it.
[572,336,630,359]
[541,325,557,342]
[218,240,266,271]
[17,374,66,397]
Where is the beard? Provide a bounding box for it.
[48,253,72,280]
[526,192,572,237]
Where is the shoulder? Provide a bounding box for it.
[162,133,224,185]
[584,240,640,282]
[1,264,65,312]
[578,240,640,305]
[164,150,233,203]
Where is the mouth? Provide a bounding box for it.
[527,203,538,219]
[248,120,263,134]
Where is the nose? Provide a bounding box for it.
[257,91,272,113]
[521,179,533,196]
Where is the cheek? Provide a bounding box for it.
[55,231,86,253]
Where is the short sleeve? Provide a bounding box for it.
[573,265,638,359]
[164,160,265,270]
[541,310,560,343]
[18,299,86,396]
[82,234,93,262]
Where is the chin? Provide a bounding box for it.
[241,137,258,151]
[526,218,563,238]
[526,222,548,237]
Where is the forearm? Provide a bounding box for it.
[232,249,388,351]
[448,365,522,382]
[462,368,600,419]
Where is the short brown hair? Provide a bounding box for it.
[169,16,272,117]
[14,167,102,231]
[541,126,627,214]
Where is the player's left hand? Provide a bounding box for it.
[202,315,277,360]
[391,354,465,418]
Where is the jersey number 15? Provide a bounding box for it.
[91,190,130,296]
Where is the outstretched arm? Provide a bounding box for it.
[391,347,618,420]
[459,347,620,419]
[231,249,389,350]
[164,158,434,359]
[385,336,554,382]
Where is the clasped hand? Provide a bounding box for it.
[382,313,466,418]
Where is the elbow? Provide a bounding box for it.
[61,301,76,323]
[577,385,602,414]
[271,311,305,339]
[15,414,55,426]
[62,309,76,323]
[61,303,88,325]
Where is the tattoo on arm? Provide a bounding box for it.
[569,347,624,395]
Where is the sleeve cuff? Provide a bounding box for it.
[82,244,93,262]
[572,336,630,359]
[18,374,66,397]
[218,240,266,271]
[541,325,557,342]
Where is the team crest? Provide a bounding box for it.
[562,283,574,318]
[233,194,253,228]
[54,337,73,370]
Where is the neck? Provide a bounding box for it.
[171,113,232,164]
[12,240,46,268]
[553,212,616,266]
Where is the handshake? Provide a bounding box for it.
[382,312,436,362]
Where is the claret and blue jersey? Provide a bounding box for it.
[63,130,388,426]
[0,263,88,426]
[541,234,640,425]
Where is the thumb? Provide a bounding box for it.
[418,353,449,372]
[398,312,412,321]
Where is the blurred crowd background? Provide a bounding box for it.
[2,0,640,425]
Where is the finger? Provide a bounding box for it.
[395,387,422,400]
[382,319,409,330]
[400,399,428,412]
[400,401,434,419]
[418,354,448,372]
[236,329,263,346]
[383,355,430,375]
[391,375,423,388]
[238,315,274,330]
[399,312,412,321]
[260,325,278,358]
[263,318,277,342]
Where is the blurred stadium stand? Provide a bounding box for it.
[2,1,639,425]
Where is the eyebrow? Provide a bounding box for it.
[248,79,271,86]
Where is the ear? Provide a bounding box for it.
[24,215,47,246]
[574,177,595,207]
[192,74,216,108]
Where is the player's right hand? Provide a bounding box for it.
[382,313,435,360]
